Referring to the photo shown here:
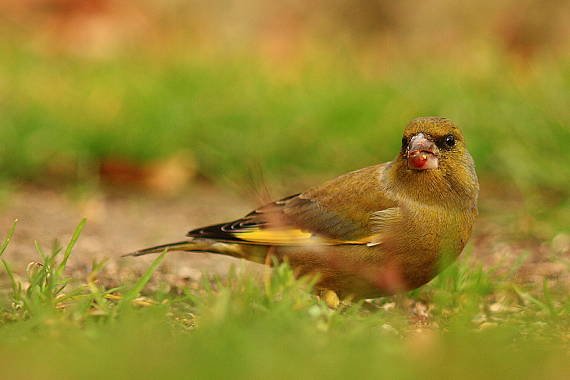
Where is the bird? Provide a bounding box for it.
[127,117,479,302]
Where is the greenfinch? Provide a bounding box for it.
[128,117,479,299]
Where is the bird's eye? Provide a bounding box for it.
[401,137,408,148]
[444,134,455,147]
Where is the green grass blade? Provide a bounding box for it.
[0,219,17,257]
[512,284,549,312]
[118,251,166,309]
[2,259,20,298]
[57,218,86,274]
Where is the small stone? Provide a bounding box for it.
[478,322,498,331]
[489,303,506,313]
[381,323,399,335]
[552,233,570,254]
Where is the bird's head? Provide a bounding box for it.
[400,117,465,172]
[388,117,479,206]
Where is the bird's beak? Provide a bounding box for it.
[407,133,439,170]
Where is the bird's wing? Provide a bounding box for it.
[187,164,399,246]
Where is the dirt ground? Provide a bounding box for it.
[0,184,568,292]
[0,185,268,289]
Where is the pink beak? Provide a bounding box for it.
[407,133,439,170]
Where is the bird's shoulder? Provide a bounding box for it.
[299,163,397,216]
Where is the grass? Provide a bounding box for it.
[0,44,569,199]
[0,221,568,380]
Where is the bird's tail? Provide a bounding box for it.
[124,238,252,259]
[124,240,199,257]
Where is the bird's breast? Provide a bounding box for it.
[380,205,474,289]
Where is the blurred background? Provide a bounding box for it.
[0,0,568,278]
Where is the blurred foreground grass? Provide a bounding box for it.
[1,45,568,199]
[0,221,569,380]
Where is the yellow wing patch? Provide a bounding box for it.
[231,227,372,246]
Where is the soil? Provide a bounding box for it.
[0,184,567,293]
[0,185,266,290]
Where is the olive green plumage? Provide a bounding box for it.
[129,117,479,299]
